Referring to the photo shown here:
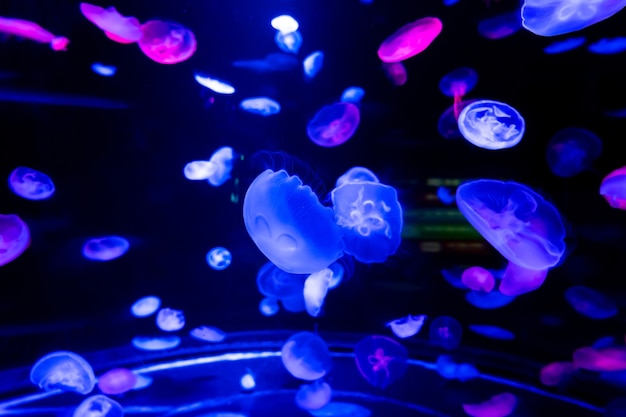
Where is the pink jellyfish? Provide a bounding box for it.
[0,214,30,267]
[573,346,626,371]
[97,368,137,394]
[540,361,575,386]
[461,266,494,292]
[382,62,408,86]
[499,261,548,296]
[600,166,626,210]
[138,20,197,64]
[80,3,142,44]
[463,393,517,417]
[0,17,68,51]
[307,103,360,147]
[378,17,443,62]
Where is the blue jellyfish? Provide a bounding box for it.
[9,167,55,200]
[588,37,626,54]
[429,316,462,350]
[275,30,303,54]
[465,290,516,309]
[303,51,324,78]
[30,351,95,394]
[336,167,379,188]
[565,285,618,319]
[477,11,522,40]
[271,15,299,34]
[457,100,525,150]
[544,36,586,54]
[156,308,185,331]
[259,297,280,316]
[436,355,479,381]
[354,335,407,388]
[194,74,235,94]
[82,236,129,261]
[239,97,281,116]
[73,395,123,417]
[340,86,365,104]
[98,368,137,395]
[546,127,602,177]
[282,331,332,380]
[131,336,181,350]
[295,380,332,411]
[468,324,515,340]
[91,63,117,77]
[307,102,360,147]
[206,247,232,270]
[189,325,226,342]
[131,295,161,317]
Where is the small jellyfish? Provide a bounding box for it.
[429,316,462,350]
[91,63,117,76]
[138,20,196,64]
[73,395,123,417]
[477,11,522,40]
[600,166,626,210]
[206,247,232,270]
[386,314,426,338]
[382,61,408,86]
[540,361,575,386]
[457,100,525,150]
[309,402,371,417]
[544,36,586,54]
[98,368,137,395]
[461,266,495,292]
[239,97,281,116]
[80,3,142,43]
[463,393,517,417]
[564,285,617,319]
[281,331,332,380]
[131,295,161,317]
[439,67,478,119]
[240,369,255,389]
[259,297,280,316]
[377,17,443,62]
[304,268,333,317]
[336,167,379,188]
[468,324,515,341]
[190,325,226,342]
[256,261,307,299]
[437,186,455,203]
[271,15,299,34]
[184,146,235,187]
[131,335,181,351]
[194,74,235,94]
[296,380,332,410]
[354,335,408,388]
[340,86,365,104]
[307,102,360,147]
[436,355,479,381]
[9,167,55,200]
[0,17,69,50]
[82,236,129,261]
[588,37,626,54]
[156,308,185,331]
[465,290,515,309]
[30,351,95,394]
[275,30,303,54]
[573,346,626,371]
[303,51,324,78]
[499,261,548,296]
[0,214,30,266]
[132,374,153,390]
[546,127,602,177]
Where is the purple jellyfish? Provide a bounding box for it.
[546,127,602,177]
[307,103,360,147]
[82,236,129,261]
[377,17,443,62]
[540,361,575,386]
[564,285,618,319]
[429,316,462,350]
[281,331,332,380]
[382,61,408,86]
[0,214,30,267]
[439,67,478,119]
[97,368,137,395]
[477,11,522,40]
[600,166,626,210]
[463,392,517,417]
[9,167,55,200]
[80,3,142,44]
[461,266,495,292]
[354,335,408,388]
[138,20,196,64]
[499,261,548,296]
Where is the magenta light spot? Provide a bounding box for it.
[73,395,123,417]
[30,351,95,394]
[546,127,602,177]
[307,102,360,147]
[295,380,332,411]
[9,167,55,200]
[565,286,617,319]
[138,20,196,64]
[377,17,443,62]
[0,214,30,266]
[439,67,478,119]
[80,3,142,44]
[82,236,129,261]
[461,266,495,292]
[477,12,522,40]
[0,17,69,51]
[463,393,517,417]
[573,346,626,371]
[382,61,408,86]
[600,166,626,210]
[281,331,332,380]
[354,335,408,388]
[429,316,462,350]
[98,368,137,395]
[540,361,575,386]
[499,261,548,296]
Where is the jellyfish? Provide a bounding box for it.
[354,335,407,388]
[131,335,181,351]
[30,351,95,394]
[304,268,333,317]
[589,37,626,54]
[382,61,408,86]
[97,368,137,395]
[336,167,379,188]
[564,285,617,319]
[573,346,626,371]
[477,11,522,40]
[377,17,443,62]
[138,20,196,64]
[190,325,226,342]
[437,99,478,139]
[259,297,280,316]
[468,324,515,340]
[271,15,299,34]
[465,290,515,309]
[132,374,153,390]
[243,169,344,274]
[544,36,586,54]
[91,63,117,77]
[461,266,495,292]
[340,86,365,104]
[309,402,371,417]
[456,179,566,270]
[239,97,281,116]
[281,331,332,380]
[8,167,55,200]
[206,247,232,270]
[256,261,307,299]
[600,166,626,209]
[303,51,324,78]
[436,355,479,381]
[0,17,69,51]
[307,103,360,147]
[240,370,255,390]
[499,261,548,296]
[232,53,298,72]
[131,295,161,317]
[457,100,525,150]
[0,214,30,267]
[327,256,354,289]
[194,74,235,94]
[429,316,462,350]
[439,67,478,119]
[546,127,602,177]
[73,395,123,417]
[296,380,332,410]
[463,393,517,417]
[156,308,185,332]
[275,30,303,54]
[79,3,142,43]
[386,315,426,338]
[82,236,129,261]
[540,361,575,386]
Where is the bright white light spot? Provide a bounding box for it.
[91,63,117,77]
[240,372,255,389]
[271,15,299,34]
[194,74,235,95]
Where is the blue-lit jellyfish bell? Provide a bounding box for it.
[30,351,95,394]
[439,67,478,119]
[296,380,332,411]
[271,15,299,34]
[91,63,117,77]
[303,51,324,79]
[206,246,232,270]
[194,73,236,94]
[303,268,333,317]
[588,37,626,54]
[73,395,123,417]
[477,11,522,40]
[9,167,55,200]
[429,316,462,350]
[82,236,129,261]
[156,308,185,331]
[457,100,525,150]
[281,331,332,380]
[183,146,236,187]
[386,314,426,338]
[546,127,602,177]
[131,295,161,317]
[131,335,181,351]
[190,325,226,342]
[239,97,281,116]
[544,36,586,54]
[275,30,303,54]
[340,86,365,104]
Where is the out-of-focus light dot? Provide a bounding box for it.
[259,297,280,316]
[131,336,181,351]
[194,74,235,94]
[340,86,365,104]
[156,308,185,331]
[271,15,299,34]
[131,296,161,317]
[91,63,117,77]
[240,371,255,389]
[206,247,232,270]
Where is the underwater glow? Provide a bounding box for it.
[309,402,371,417]
[194,74,235,94]
[462,392,517,417]
[271,15,299,34]
[156,308,185,332]
[189,325,226,342]
[79,3,142,43]
[232,53,299,72]
[546,127,602,177]
[0,16,69,51]
[30,351,95,394]
[439,67,478,119]
[73,395,123,417]
[138,20,196,64]
[573,346,626,371]
[340,86,365,104]
[184,147,235,187]
[477,11,522,40]
[131,336,181,351]
[131,296,161,317]
[91,63,117,76]
[564,285,617,319]
[461,266,495,292]
[429,316,462,350]
[499,261,548,296]
[240,371,255,389]
[382,61,408,86]
[354,335,408,388]
[466,290,516,309]
[281,331,332,380]
[303,51,324,78]
[256,261,306,299]
[296,380,332,410]
[275,30,303,54]
[82,236,129,261]
[588,37,626,54]
[336,167,379,187]
[436,355,479,381]
[600,166,626,210]
[457,100,525,150]
[544,36,586,53]
[259,297,279,316]
[307,102,360,147]
[239,97,281,116]
[540,361,575,386]
[97,368,137,395]
[303,268,332,317]
[377,17,443,62]
[206,247,232,270]
[468,324,515,340]
[8,167,55,200]
[386,314,426,338]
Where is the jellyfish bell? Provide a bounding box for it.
[386,314,426,338]
[457,100,525,150]
[82,236,129,261]
[589,37,626,54]
[382,61,408,86]
[296,380,332,410]
[138,20,196,64]
[9,167,55,200]
[207,146,236,187]
[79,3,142,43]
[600,166,626,210]
[354,335,408,388]
[463,393,517,417]
[336,167,379,188]
[271,15,299,34]
[73,395,123,417]
[184,160,217,180]
[477,11,522,40]
[340,86,365,104]
[439,67,478,99]
[194,74,235,94]
[564,285,618,319]
[304,268,333,317]
[461,266,495,292]
[307,102,360,147]
[0,17,70,51]
[0,214,30,267]
[30,351,95,394]
[239,97,281,116]
[499,261,548,296]
[377,17,443,62]
[546,127,602,177]
[275,30,303,54]
[206,247,232,270]
[281,331,332,380]
[544,36,586,54]
[429,316,462,350]
[97,368,137,395]
[303,51,324,78]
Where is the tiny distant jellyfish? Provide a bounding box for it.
[240,370,255,389]
[271,15,299,34]
[138,20,196,64]
[194,74,235,94]
[521,0,626,37]
[456,179,566,270]
[438,99,477,139]
[429,316,462,350]
[468,324,515,341]
[336,167,379,188]
[377,17,443,62]
[544,36,586,54]
[546,127,602,177]
[457,100,525,150]
[573,346,626,371]
[436,355,479,381]
[296,380,332,410]
[465,290,515,309]
[589,37,626,54]
[190,325,226,342]
[600,166,626,210]
[340,86,365,104]
[304,268,333,317]
[91,63,117,77]
[386,315,426,338]
[0,17,69,51]
[206,247,232,270]
[275,30,303,54]
[309,402,371,417]
[382,61,407,86]
[73,395,123,417]
[259,297,280,316]
[82,236,129,261]
[281,331,332,380]
[564,285,617,319]
[461,266,495,292]
[0,214,30,267]
[439,67,478,120]
[9,167,55,200]
[131,335,181,351]
[239,97,281,116]
[463,393,517,417]
[540,361,575,386]
[499,261,548,296]
[477,11,521,40]
[98,368,137,395]
[354,335,408,388]
[156,308,185,331]
[30,351,95,394]
[80,3,142,43]
[437,186,456,204]
[131,296,161,317]
[303,51,324,78]
[307,102,360,147]
[205,146,235,187]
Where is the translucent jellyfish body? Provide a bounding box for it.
[544,36,586,54]
[386,314,426,338]
[256,261,306,299]
[589,37,626,54]
[271,15,299,34]
[463,393,517,417]
[600,166,626,210]
[239,97,281,116]
[156,308,185,331]
[131,335,181,351]
[439,67,478,119]
[243,169,344,274]
[540,361,575,386]
[303,51,324,78]
[457,100,525,150]
[275,30,303,54]
[436,355,479,381]
[456,179,566,270]
[73,395,123,417]
[307,103,360,147]
[461,266,495,292]
[377,17,443,62]
[30,351,95,394]
[82,236,129,261]
[194,74,235,94]
[131,295,161,317]
[97,368,137,395]
[468,324,515,341]
[296,380,332,410]
[190,325,226,342]
[382,61,407,86]
[138,20,196,64]
[80,3,142,43]
[91,63,117,76]
[499,261,548,296]
[546,127,602,177]
[354,335,408,388]
[0,17,69,51]
[9,167,55,200]
[0,214,30,267]
[477,11,522,40]
[574,346,626,371]
[281,331,332,380]
[206,247,232,270]
[564,285,617,319]
[184,146,235,187]
[304,268,333,317]
[429,316,462,350]
[340,86,365,104]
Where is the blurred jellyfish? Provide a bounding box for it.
[521,0,626,37]
[131,335,181,351]
[574,346,626,371]
[0,17,69,51]
[386,315,426,338]
[275,30,303,54]
[601,166,626,209]
[194,74,235,94]
[378,17,443,62]
[461,266,495,292]
[456,179,566,270]
[546,127,602,177]
[540,361,575,386]
[232,53,298,72]
[309,402,371,417]
[98,368,137,395]
[303,51,324,78]
[468,324,515,341]
[361,0,374,4]
[240,370,255,390]
[80,3,142,43]
[30,351,95,394]
[499,261,548,296]
[444,0,460,5]
[259,297,280,316]
[544,36,586,54]
[336,167,379,188]
[296,380,332,410]
[439,67,478,119]
[354,335,408,388]
[8,167,55,200]
[190,325,226,342]
[132,374,153,390]
[589,37,626,54]
[564,285,617,319]
[240,97,281,116]
[131,295,161,317]
[436,355,479,381]
[91,63,117,76]
[441,267,468,289]
[466,290,515,309]
[271,15,299,34]
[429,316,462,350]
[156,308,185,331]
[206,247,232,270]
[0,214,30,267]
[340,86,365,104]
[382,61,408,86]
[477,11,522,40]
[304,268,333,317]
[138,20,196,64]
[256,261,307,299]
[307,102,360,147]
[184,146,235,187]
[281,331,332,380]
[82,236,129,261]
[73,395,123,417]
[463,393,517,417]
[458,100,525,150]
[327,256,353,289]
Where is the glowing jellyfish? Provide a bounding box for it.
[296,380,332,410]
[573,346,626,371]
[466,290,515,309]
[436,186,456,204]
[190,325,226,342]
[73,395,123,417]
[91,63,117,77]
[131,295,161,317]
[546,127,602,177]
[354,335,407,388]
[589,37,626,54]
[275,30,303,54]
[336,167,379,188]
[0,17,69,51]
[271,15,299,34]
[80,3,142,43]
[310,402,371,417]
[600,166,626,209]
[82,236,129,261]
[303,51,324,78]
[499,261,548,296]
[194,74,235,94]
[477,11,522,40]
[458,100,525,150]
[377,17,443,62]
[131,335,180,351]
[206,247,232,270]
[340,86,365,104]
[436,355,479,381]
[304,268,333,317]
[429,316,462,350]
[468,324,515,341]
[156,308,185,331]
[281,331,332,380]
[240,370,255,389]
[307,103,360,147]
[259,297,279,316]
[327,257,353,289]
[30,351,95,394]
[386,315,426,338]
[540,361,575,386]
[382,61,408,86]
[463,393,517,417]
[132,374,153,390]
[461,266,495,292]
[184,147,235,187]
[544,36,586,53]
[243,169,344,274]
[8,167,55,200]
[256,261,306,299]
[439,68,478,120]
[564,285,617,319]
[138,20,196,64]
[97,368,137,395]
[456,179,566,270]
[0,214,30,267]
[239,97,281,116]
